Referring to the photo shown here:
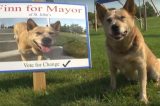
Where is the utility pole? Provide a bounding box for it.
[139,0,142,29]
[143,0,147,31]
[94,0,97,32]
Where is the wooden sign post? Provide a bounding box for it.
[33,72,46,93]
[32,0,46,93]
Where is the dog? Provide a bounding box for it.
[96,0,160,104]
[14,18,61,61]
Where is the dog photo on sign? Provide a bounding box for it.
[14,18,61,61]
[0,17,88,61]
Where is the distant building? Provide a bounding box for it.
[1,24,5,29]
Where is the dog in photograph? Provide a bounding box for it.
[96,0,160,104]
[14,18,61,61]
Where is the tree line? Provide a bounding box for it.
[61,24,85,34]
[135,2,156,18]
[88,1,157,28]
[1,23,85,34]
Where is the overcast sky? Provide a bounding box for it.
[52,0,160,13]
[1,0,160,12]
[0,0,159,26]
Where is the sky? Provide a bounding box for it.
[0,0,160,12]
[0,0,159,29]
[52,0,160,13]
[0,0,87,29]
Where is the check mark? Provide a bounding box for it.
[63,60,71,67]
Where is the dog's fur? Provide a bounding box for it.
[14,19,60,61]
[96,0,160,104]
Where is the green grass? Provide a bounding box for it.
[63,39,88,58]
[55,32,88,58]
[0,17,160,106]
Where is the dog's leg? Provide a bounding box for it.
[147,59,160,86]
[31,48,43,60]
[19,49,30,61]
[37,55,43,60]
[154,59,160,86]
[138,63,148,104]
[148,68,160,86]
[109,65,117,90]
[21,54,27,61]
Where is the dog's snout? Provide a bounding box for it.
[42,37,52,46]
[111,24,119,32]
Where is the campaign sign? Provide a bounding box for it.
[0,3,91,72]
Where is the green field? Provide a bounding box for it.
[0,17,160,106]
[55,32,88,58]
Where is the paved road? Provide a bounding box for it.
[0,29,74,62]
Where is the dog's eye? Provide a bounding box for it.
[49,32,55,35]
[106,18,112,23]
[36,32,43,35]
[120,16,126,20]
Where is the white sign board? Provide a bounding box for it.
[0,3,91,72]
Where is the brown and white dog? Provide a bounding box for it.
[14,19,60,61]
[96,0,160,104]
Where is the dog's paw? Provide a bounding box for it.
[139,96,148,104]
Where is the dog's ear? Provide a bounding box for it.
[50,21,61,31]
[96,3,109,23]
[27,18,37,31]
[123,0,136,16]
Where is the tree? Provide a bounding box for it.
[61,24,70,32]
[135,2,156,18]
[70,24,83,34]
[60,24,84,34]
[88,12,95,28]
[145,2,156,17]
[1,24,5,29]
